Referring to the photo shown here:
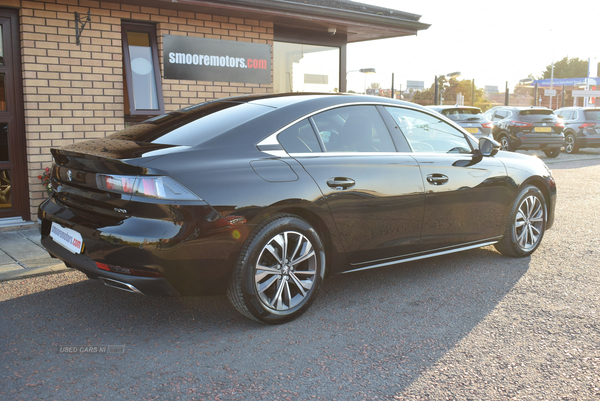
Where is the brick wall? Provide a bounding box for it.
[11,0,274,219]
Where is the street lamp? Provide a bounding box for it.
[434,71,461,105]
[346,68,376,94]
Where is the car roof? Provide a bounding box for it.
[427,105,481,111]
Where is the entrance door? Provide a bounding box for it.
[0,9,28,220]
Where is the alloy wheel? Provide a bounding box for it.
[254,231,317,312]
[514,195,544,252]
[565,134,576,154]
[500,136,510,151]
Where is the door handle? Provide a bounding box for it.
[326,177,355,190]
[426,174,448,185]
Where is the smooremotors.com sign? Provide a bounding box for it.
[163,35,271,84]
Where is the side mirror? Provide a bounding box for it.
[479,136,500,157]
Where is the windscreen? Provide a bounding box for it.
[109,101,273,146]
[441,108,482,120]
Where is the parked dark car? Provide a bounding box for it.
[483,106,564,157]
[427,105,493,138]
[38,93,556,323]
[554,107,600,154]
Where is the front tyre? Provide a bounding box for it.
[494,185,547,257]
[227,214,325,324]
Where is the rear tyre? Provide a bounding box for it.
[498,134,513,152]
[543,148,560,158]
[494,185,547,258]
[564,133,578,154]
[227,214,325,324]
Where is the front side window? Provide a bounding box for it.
[122,22,164,118]
[311,106,396,152]
[385,107,472,154]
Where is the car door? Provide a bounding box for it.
[383,106,511,250]
[277,105,425,265]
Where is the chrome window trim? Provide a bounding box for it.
[257,101,468,155]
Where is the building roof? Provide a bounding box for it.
[150,0,430,42]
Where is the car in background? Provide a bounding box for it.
[554,107,600,154]
[38,93,557,324]
[483,106,564,158]
[427,105,492,138]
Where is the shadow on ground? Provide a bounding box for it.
[0,246,529,400]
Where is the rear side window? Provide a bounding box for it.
[278,119,322,153]
[385,107,472,154]
[493,110,509,120]
[311,106,396,152]
[584,110,600,120]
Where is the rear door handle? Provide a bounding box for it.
[426,174,448,185]
[326,177,355,190]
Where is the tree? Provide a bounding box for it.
[540,56,600,79]
[370,82,381,89]
[411,78,491,110]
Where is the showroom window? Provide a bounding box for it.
[122,22,164,121]
[273,42,340,93]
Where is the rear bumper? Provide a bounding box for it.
[41,235,181,296]
[514,134,564,150]
[577,137,600,148]
[38,196,249,296]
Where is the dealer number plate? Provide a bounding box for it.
[50,223,83,254]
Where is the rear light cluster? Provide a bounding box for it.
[96,174,200,200]
[580,123,596,128]
[555,121,564,128]
[481,122,493,128]
[95,262,161,277]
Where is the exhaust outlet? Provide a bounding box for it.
[98,277,144,294]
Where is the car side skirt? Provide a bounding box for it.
[341,238,501,274]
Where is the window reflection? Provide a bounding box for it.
[273,42,340,93]
[127,31,159,110]
[0,123,8,161]
[0,26,3,65]
[0,74,6,111]
[0,169,10,209]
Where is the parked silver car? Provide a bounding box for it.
[554,107,600,154]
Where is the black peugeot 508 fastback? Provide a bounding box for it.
[39,93,556,323]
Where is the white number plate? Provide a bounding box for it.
[50,223,83,254]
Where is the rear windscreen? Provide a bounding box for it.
[518,109,554,116]
[109,101,273,146]
[441,108,482,120]
[584,110,600,120]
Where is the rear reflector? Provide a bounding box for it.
[580,123,596,128]
[95,261,161,277]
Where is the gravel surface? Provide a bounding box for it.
[1,151,599,400]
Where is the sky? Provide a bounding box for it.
[346,0,599,94]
